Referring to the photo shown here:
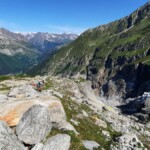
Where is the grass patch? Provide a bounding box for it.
[43,79,54,90]
[14,74,31,79]
[0,76,12,82]
[0,85,11,91]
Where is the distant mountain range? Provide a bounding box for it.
[0,28,77,74]
[25,32,78,53]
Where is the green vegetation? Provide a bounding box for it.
[0,75,12,82]
[55,94,121,150]
[43,79,54,90]
[0,39,39,75]
[30,5,150,78]
[0,84,11,91]
[14,74,31,79]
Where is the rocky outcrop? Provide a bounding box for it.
[0,121,26,150]
[16,105,52,145]
[32,134,71,150]
[82,140,100,150]
[111,134,145,150]
[118,92,150,122]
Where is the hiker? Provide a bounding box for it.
[37,81,42,92]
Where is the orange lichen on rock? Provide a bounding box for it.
[0,110,19,126]
[0,102,33,126]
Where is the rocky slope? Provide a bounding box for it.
[33,2,150,101]
[0,75,150,149]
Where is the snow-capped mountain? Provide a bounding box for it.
[24,32,78,52]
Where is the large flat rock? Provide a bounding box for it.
[0,121,26,150]
[16,105,52,145]
[0,91,65,126]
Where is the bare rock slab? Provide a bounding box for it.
[0,121,26,150]
[32,134,71,150]
[16,105,52,145]
[31,143,44,150]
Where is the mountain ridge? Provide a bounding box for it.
[32,1,150,100]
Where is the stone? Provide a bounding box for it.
[95,118,107,128]
[102,130,110,138]
[82,110,89,117]
[82,140,100,150]
[16,105,52,145]
[70,119,80,126]
[48,100,66,129]
[144,97,150,114]
[60,122,79,135]
[146,122,150,128]
[31,143,44,150]
[44,134,71,150]
[0,94,7,101]
[0,121,26,150]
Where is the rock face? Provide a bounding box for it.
[144,97,150,114]
[0,121,25,150]
[119,92,150,122]
[16,105,52,145]
[32,134,71,150]
[82,140,100,150]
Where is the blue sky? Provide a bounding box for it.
[0,0,148,34]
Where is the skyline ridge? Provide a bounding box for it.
[0,0,148,34]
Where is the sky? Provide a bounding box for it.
[0,0,149,34]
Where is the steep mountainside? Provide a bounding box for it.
[34,2,150,100]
